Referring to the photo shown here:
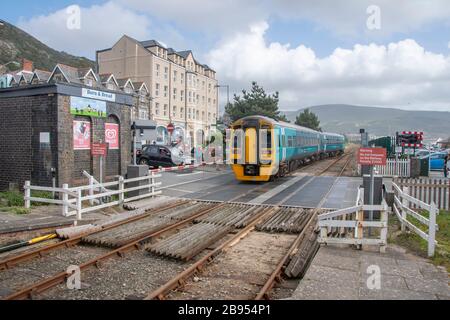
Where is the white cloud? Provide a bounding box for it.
[206,22,450,111]
[116,0,268,35]
[17,1,153,59]
[116,0,450,38]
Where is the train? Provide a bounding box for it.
[229,115,345,182]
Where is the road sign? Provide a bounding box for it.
[358,147,387,166]
[92,143,108,156]
[167,123,175,134]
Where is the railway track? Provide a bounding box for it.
[144,151,354,300]
[1,150,354,300]
[0,181,281,300]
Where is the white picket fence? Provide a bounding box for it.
[358,159,410,177]
[24,172,161,220]
[393,177,450,211]
[392,182,438,257]
[317,188,389,252]
[375,159,410,177]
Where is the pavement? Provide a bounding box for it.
[291,245,450,300]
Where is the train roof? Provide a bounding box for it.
[234,115,321,134]
[321,132,345,138]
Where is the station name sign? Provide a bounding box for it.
[82,88,116,102]
[357,147,387,166]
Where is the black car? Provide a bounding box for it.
[137,145,190,168]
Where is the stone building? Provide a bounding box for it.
[97,35,219,146]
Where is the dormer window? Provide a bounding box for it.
[85,78,93,87]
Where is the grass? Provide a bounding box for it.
[389,210,450,272]
[0,190,53,215]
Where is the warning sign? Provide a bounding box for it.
[91,143,108,156]
[358,147,387,166]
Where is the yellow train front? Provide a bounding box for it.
[228,116,344,182]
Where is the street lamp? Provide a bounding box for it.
[215,84,230,108]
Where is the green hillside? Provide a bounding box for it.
[283,104,450,140]
[0,19,94,72]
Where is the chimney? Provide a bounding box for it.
[22,59,33,72]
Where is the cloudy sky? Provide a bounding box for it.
[4,0,450,112]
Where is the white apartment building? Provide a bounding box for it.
[97,36,219,146]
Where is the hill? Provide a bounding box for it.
[283,104,450,140]
[0,19,94,72]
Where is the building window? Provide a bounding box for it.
[173,88,177,100]
[202,96,205,105]
[180,90,184,101]
[202,111,205,120]
[156,64,160,77]
[208,112,211,121]
[196,94,199,104]
[107,83,116,91]
[188,74,192,87]
[188,108,192,119]
[180,107,184,119]
[164,67,168,79]
[155,83,160,96]
[163,104,168,117]
[173,70,177,82]
[196,110,199,120]
[173,106,177,118]
[202,81,205,89]
[155,103,160,115]
[188,91,192,103]
[164,85,168,97]
[208,83,211,93]
[85,78,93,87]
[181,73,184,84]
[139,108,148,120]
[140,91,147,103]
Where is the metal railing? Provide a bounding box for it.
[392,182,438,257]
[24,172,161,220]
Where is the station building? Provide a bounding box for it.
[0,67,137,191]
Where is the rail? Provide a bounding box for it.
[392,182,438,257]
[23,172,162,220]
[318,189,388,253]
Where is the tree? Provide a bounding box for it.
[225,82,285,122]
[295,108,321,131]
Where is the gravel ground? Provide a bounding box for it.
[39,250,188,300]
[167,231,297,300]
[0,244,110,298]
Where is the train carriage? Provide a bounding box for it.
[229,116,344,182]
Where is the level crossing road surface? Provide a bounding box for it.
[160,168,361,209]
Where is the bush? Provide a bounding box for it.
[0,191,24,207]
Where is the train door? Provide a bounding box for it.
[281,127,286,162]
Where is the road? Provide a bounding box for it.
[159,167,361,209]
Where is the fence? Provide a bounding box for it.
[393,177,450,211]
[358,159,410,177]
[317,188,388,253]
[374,159,410,177]
[24,172,161,220]
[392,182,438,257]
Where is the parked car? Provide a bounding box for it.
[137,145,192,168]
[420,152,448,171]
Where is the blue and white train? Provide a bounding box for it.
[229,115,345,181]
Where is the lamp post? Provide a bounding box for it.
[215,84,230,108]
